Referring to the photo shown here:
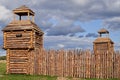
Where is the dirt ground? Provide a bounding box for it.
[0,60,6,63]
[56,77,85,80]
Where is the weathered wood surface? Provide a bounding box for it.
[35,49,120,78]
[3,5,44,75]
[6,48,120,78]
[5,29,43,74]
[3,30,43,49]
[4,31,33,49]
[6,49,36,74]
[7,49,28,74]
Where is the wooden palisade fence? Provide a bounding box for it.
[37,49,120,79]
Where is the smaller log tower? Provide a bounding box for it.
[93,28,114,78]
[2,5,44,74]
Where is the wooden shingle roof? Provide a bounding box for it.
[2,20,44,35]
[93,37,114,44]
[98,28,109,34]
[13,5,34,16]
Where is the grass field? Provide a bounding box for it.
[0,60,119,80]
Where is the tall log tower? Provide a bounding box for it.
[93,28,114,78]
[2,5,44,74]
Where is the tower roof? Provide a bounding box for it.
[93,37,114,44]
[94,28,113,44]
[3,5,43,35]
[13,5,34,16]
[98,28,109,34]
[2,20,43,35]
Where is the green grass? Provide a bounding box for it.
[0,74,57,80]
[0,61,119,80]
[0,62,57,80]
[0,61,6,74]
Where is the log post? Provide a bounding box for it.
[3,32,6,49]
[6,49,10,74]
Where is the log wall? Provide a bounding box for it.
[6,48,120,78]
[5,30,43,75]
[6,49,36,74]
[36,49,120,79]
[4,30,34,49]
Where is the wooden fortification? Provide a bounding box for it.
[2,6,120,78]
[2,5,44,74]
[93,29,114,78]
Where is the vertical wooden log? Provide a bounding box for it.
[116,54,118,78]
[32,16,34,22]
[65,50,67,77]
[39,48,42,75]
[81,52,83,78]
[3,32,7,48]
[63,50,64,77]
[67,51,69,77]
[86,51,87,78]
[46,50,48,75]
[83,52,85,78]
[118,54,120,78]
[48,50,50,75]
[13,13,16,21]
[107,51,108,79]
[69,50,72,77]
[113,53,115,78]
[71,50,73,77]
[93,54,95,78]
[6,49,10,74]
[88,52,91,78]
[30,30,34,48]
[28,12,30,20]
[45,50,47,75]
[42,49,45,75]
[79,52,82,78]
[32,50,35,74]
[104,52,106,78]
[27,50,31,74]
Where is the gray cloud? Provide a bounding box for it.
[44,36,93,49]
[104,17,120,31]
[1,0,120,30]
[39,21,53,31]
[35,0,120,20]
[31,0,120,32]
[86,33,98,38]
[114,42,120,51]
[69,33,75,37]
[0,5,12,22]
[79,35,84,38]
[0,0,120,50]
[47,22,85,36]
[1,0,120,20]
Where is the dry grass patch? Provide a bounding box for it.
[0,60,6,63]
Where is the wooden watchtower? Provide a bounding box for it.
[2,5,44,74]
[93,28,114,78]
[93,28,114,53]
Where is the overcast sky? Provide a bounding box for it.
[0,0,120,55]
